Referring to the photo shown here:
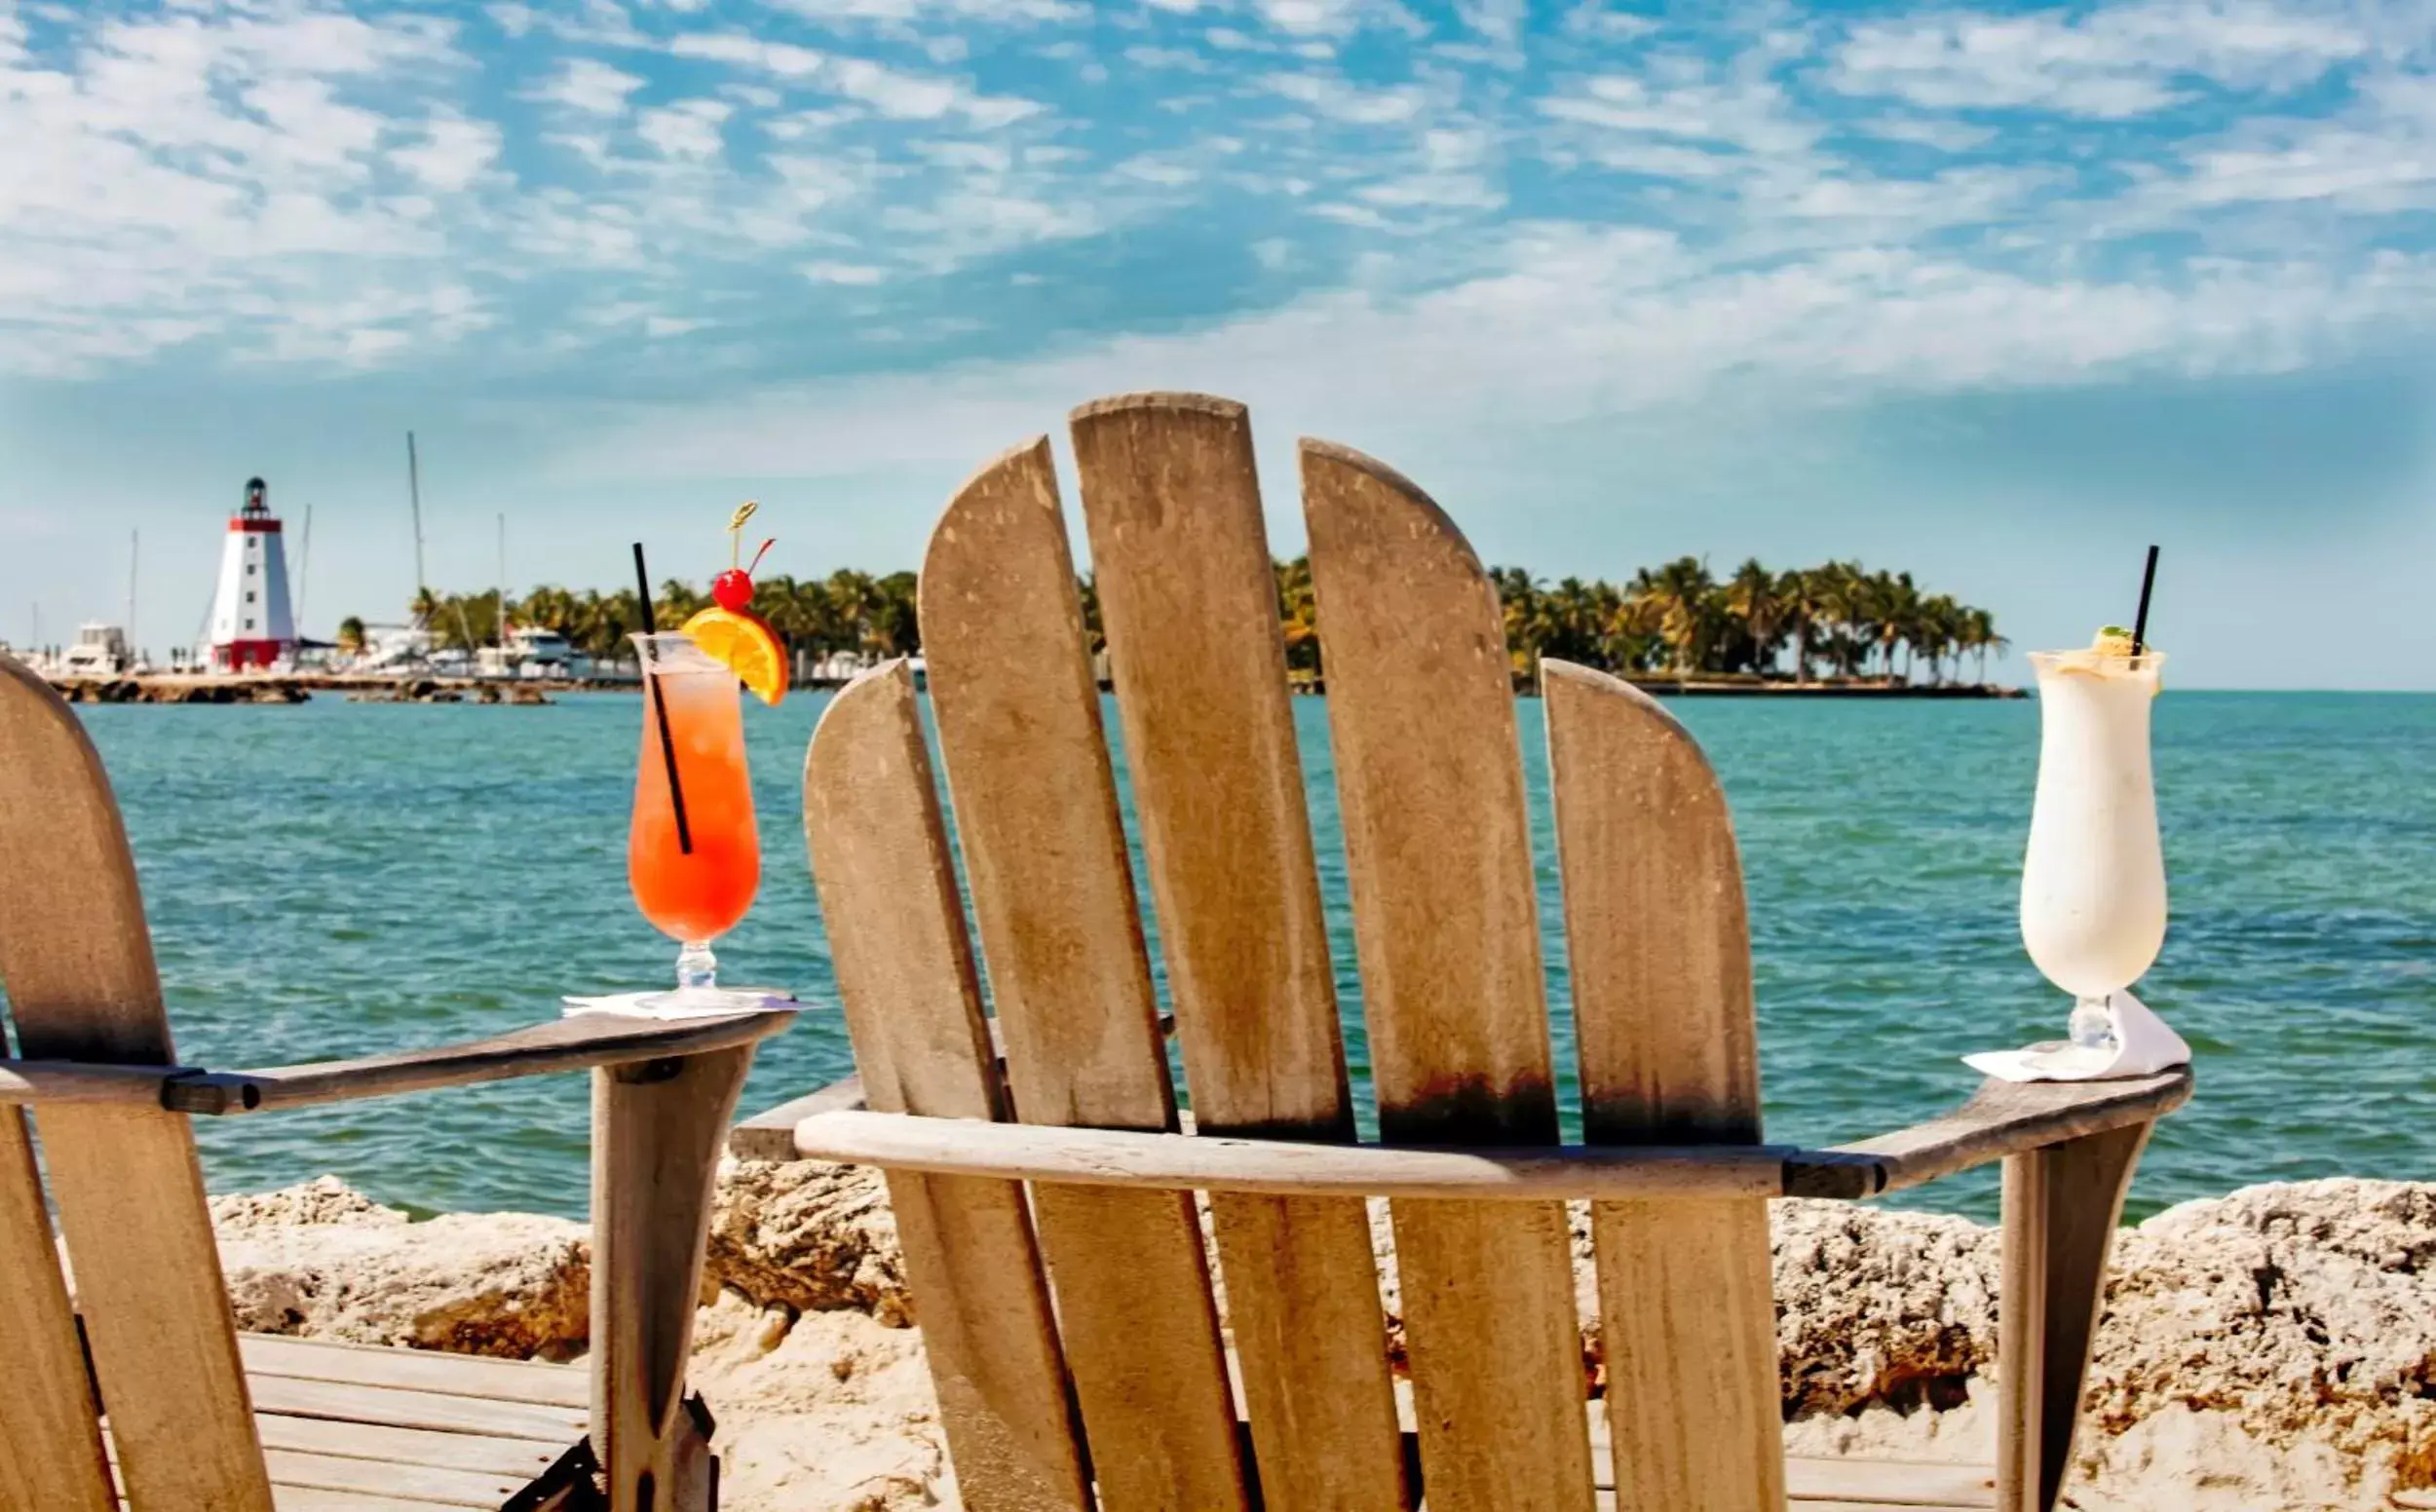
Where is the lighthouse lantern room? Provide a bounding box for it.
[208,477,297,671]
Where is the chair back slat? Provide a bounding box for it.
[920,441,1252,1512]
[1073,395,1406,1512]
[0,657,274,1512]
[1301,444,1595,1512]
[1543,662,1783,1512]
[804,663,1090,1511]
[0,1108,116,1512]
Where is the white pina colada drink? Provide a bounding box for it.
[2020,640,2166,1051]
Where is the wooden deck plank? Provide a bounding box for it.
[264,1450,518,1508]
[252,1415,560,1479]
[0,655,274,1512]
[245,1375,587,1444]
[1545,662,1783,1512]
[1074,392,1407,1512]
[922,437,1250,1512]
[268,1487,467,1512]
[1302,441,1592,1512]
[804,662,1090,1512]
[240,1335,589,1410]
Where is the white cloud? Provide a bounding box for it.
[532,57,648,113]
[1116,155,1200,186]
[1542,72,1819,155]
[804,260,889,283]
[1829,0,2370,118]
[669,32,825,78]
[0,1,493,374]
[570,228,2436,484]
[636,97,732,158]
[1858,116,1997,152]
[1261,70,1427,124]
[669,29,1042,124]
[763,0,1086,22]
[1254,0,1412,38]
[393,115,505,191]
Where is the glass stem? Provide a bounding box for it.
[675,940,717,992]
[2069,994,2117,1050]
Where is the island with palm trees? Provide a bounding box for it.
[339,554,2010,697]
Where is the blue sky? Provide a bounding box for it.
[3,0,2432,689]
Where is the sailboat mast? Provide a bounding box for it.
[126,530,137,662]
[495,512,507,651]
[295,506,313,631]
[406,432,428,614]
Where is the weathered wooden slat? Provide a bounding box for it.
[590,1043,754,1512]
[1831,1072,2189,1194]
[804,662,1089,1512]
[794,1109,1795,1197]
[251,1414,561,1480]
[1998,1122,2153,1512]
[0,1103,116,1512]
[1301,442,1593,1512]
[261,1450,519,1508]
[239,1335,590,1411]
[1073,391,1406,1512]
[1543,661,1783,1512]
[246,1374,588,1444]
[922,438,1250,1512]
[236,1011,793,1113]
[0,655,274,1512]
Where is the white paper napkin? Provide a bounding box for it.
[562,988,798,1023]
[1963,990,2190,1083]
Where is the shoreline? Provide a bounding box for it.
[41,670,2029,703]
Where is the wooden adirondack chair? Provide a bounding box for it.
[736,392,2192,1512]
[0,656,794,1512]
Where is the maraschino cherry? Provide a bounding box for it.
[712,501,774,610]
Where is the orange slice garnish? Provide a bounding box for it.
[682,606,788,706]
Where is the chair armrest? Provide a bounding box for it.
[0,1059,262,1114]
[1818,1067,2193,1194]
[0,1010,797,1116]
[775,1066,2191,1203]
[790,1108,1824,1199]
[729,1074,865,1161]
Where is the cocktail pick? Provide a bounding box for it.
[2131,545,2159,657]
[633,542,694,855]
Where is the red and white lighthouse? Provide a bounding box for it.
[207,477,297,671]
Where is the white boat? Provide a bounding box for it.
[60,624,133,677]
[476,625,584,679]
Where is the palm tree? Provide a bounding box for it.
[1275,556,1321,677]
[1628,557,1719,674]
[1724,559,1782,678]
[336,616,367,654]
[1777,569,1823,683]
[1964,607,2008,685]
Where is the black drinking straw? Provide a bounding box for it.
[633,543,694,854]
[2130,545,2160,657]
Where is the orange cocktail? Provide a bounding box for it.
[628,631,760,996]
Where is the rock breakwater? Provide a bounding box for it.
[206,1169,2436,1511]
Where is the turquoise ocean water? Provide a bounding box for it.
[23,690,2434,1224]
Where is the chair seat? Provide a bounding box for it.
[234,1334,585,1510]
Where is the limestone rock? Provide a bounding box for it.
[2092,1180,2436,1495]
[1770,1197,1998,1418]
[706,1158,913,1324]
[204,1169,2436,1510]
[213,1179,589,1358]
